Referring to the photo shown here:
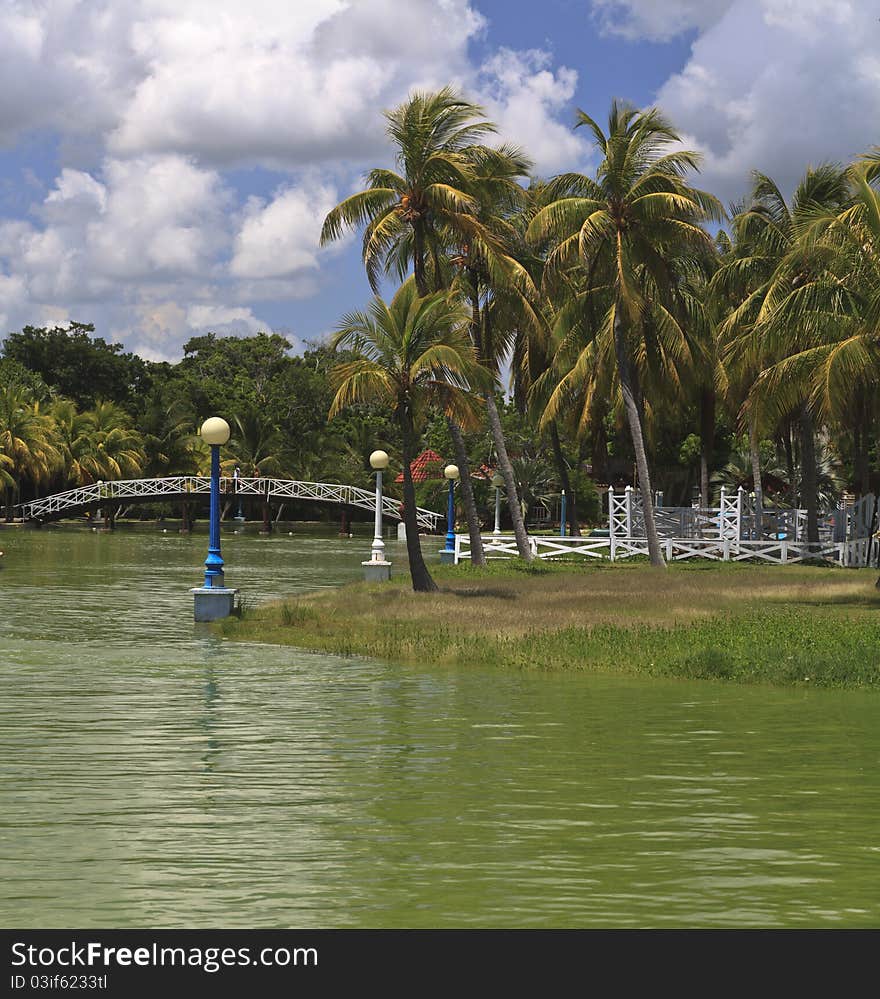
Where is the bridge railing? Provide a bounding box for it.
[16,477,442,531]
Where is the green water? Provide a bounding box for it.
[1,526,878,928]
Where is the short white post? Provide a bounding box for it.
[607,486,615,538]
[736,486,745,546]
[665,538,673,561]
[625,485,633,538]
[723,538,731,561]
[492,472,504,536]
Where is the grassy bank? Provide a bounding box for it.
[221,560,880,688]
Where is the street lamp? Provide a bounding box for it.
[491,471,504,536]
[440,463,459,564]
[362,449,392,582]
[560,488,567,538]
[191,417,239,621]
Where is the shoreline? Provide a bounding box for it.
[219,561,880,689]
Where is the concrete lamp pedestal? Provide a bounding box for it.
[362,557,392,582]
[191,585,239,622]
[439,549,456,565]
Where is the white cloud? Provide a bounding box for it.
[231,183,343,280]
[591,0,736,41]
[477,49,590,176]
[0,0,590,356]
[653,0,880,201]
[109,0,486,167]
[88,156,231,280]
[185,304,267,335]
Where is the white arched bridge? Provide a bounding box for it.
[15,476,443,531]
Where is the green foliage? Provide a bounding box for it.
[3,323,150,411]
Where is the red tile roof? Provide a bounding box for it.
[395,449,445,483]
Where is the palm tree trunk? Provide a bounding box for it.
[485,392,533,561]
[783,421,796,509]
[749,416,763,539]
[447,417,485,566]
[468,277,532,561]
[400,412,438,592]
[613,308,664,567]
[591,414,608,484]
[699,386,715,510]
[413,224,428,297]
[799,404,819,546]
[549,421,580,536]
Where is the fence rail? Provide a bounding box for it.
[454,534,876,567]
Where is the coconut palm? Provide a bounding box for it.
[449,149,541,560]
[320,87,494,296]
[49,399,102,486]
[140,401,201,477]
[0,386,60,519]
[88,400,145,481]
[0,451,14,494]
[329,278,487,592]
[722,165,850,544]
[529,101,722,565]
[322,89,538,564]
[322,88,503,563]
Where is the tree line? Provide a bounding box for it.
[1,90,878,592]
[320,89,878,588]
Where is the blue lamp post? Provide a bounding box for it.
[191,417,239,621]
[560,489,567,537]
[440,463,459,564]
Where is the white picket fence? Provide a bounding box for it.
[453,533,873,566]
[452,486,877,568]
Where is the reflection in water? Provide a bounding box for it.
[199,669,222,774]
[0,526,879,927]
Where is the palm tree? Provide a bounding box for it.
[0,386,60,519]
[0,451,14,496]
[529,101,722,565]
[141,401,201,477]
[223,408,284,478]
[322,88,508,564]
[721,166,850,545]
[449,150,541,560]
[329,278,486,592]
[320,86,494,296]
[89,400,145,481]
[49,399,101,486]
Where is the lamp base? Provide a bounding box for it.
[439,550,457,564]
[362,559,392,582]
[191,586,239,621]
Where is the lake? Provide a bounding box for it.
[1,524,878,927]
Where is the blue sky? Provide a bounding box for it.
[0,1,877,362]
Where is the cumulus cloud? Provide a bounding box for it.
[231,183,344,280]
[0,0,588,355]
[0,1,145,148]
[591,0,736,41]
[477,49,589,176]
[109,0,487,167]
[653,0,880,201]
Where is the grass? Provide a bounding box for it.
[220,559,880,689]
